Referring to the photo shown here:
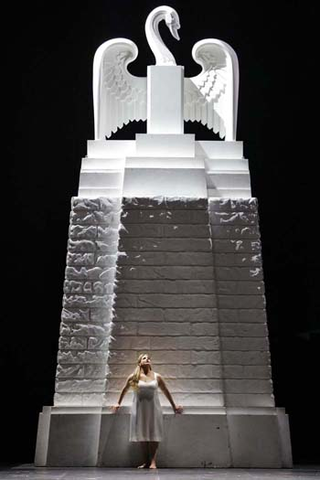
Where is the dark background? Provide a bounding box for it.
[2,0,318,465]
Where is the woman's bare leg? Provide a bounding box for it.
[137,441,149,468]
[149,441,159,468]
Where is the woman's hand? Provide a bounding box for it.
[173,404,183,414]
[110,403,120,413]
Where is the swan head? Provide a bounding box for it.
[165,7,180,41]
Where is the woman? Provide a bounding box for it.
[111,353,183,469]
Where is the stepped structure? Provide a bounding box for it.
[35,6,292,468]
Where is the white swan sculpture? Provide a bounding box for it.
[93,5,239,141]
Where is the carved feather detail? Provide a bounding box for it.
[184,39,239,141]
[93,38,147,139]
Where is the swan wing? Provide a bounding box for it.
[93,38,147,139]
[184,39,239,140]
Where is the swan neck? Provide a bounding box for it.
[146,9,176,66]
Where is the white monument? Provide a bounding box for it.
[35,6,292,468]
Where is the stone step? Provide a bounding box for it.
[119,237,212,252]
[116,266,215,280]
[114,307,218,322]
[122,197,208,210]
[109,334,220,351]
[115,279,215,294]
[121,209,210,224]
[119,224,211,238]
[117,251,214,266]
[113,293,217,308]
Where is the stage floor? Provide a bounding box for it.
[0,465,319,479]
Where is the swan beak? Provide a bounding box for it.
[169,24,180,41]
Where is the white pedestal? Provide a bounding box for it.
[147,66,184,134]
[35,407,292,468]
[78,138,251,198]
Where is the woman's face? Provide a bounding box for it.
[140,354,151,367]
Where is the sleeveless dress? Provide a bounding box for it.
[129,372,164,442]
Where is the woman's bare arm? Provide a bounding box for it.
[111,374,133,412]
[157,374,183,413]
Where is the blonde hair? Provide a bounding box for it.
[129,353,152,390]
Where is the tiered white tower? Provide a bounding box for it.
[35,6,292,468]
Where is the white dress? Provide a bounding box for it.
[129,373,163,442]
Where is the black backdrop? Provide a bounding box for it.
[2,0,318,465]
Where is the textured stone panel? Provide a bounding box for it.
[54,196,274,411]
[210,212,258,226]
[58,350,110,364]
[83,364,109,378]
[118,251,214,266]
[210,225,260,239]
[219,309,267,323]
[191,351,222,364]
[119,224,211,238]
[117,266,214,280]
[59,336,87,350]
[122,209,209,225]
[69,225,97,240]
[137,322,191,336]
[217,295,266,309]
[56,364,85,378]
[190,323,219,335]
[107,350,138,364]
[87,337,111,350]
[213,239,261,253]
[150,336,220,351]
[66,253,95,266]
[224,365,272,379]
[164,308,218,322]
[225,379,273,394]
[97,225,119,240]
[54,197,121,405]
[216,267,263,281]
[214,253,262,267]
[89,308,114,322]
[115,293,217,308]
[70,208,121,226]
[53,392,108,407]
[222,351,270,365]
[68,239,96,253]
[63,294,114,309]
[111,322,138,336]
[115,307,218,322]
[61,308,90,322]
[110,335,151,350]
[220,323,268,337]
[122,197,208,210]
[119,237,212,252]
[221,337,269,351]
[55,378,107,393]
[216,281,264,295]
[96,254,119,267]
[116,279,215,294]
[225,393,275,407]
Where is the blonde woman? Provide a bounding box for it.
[111,353,183,469]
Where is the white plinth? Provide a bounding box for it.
[147,66,184,134]
[35,407,292,468]
[79,138,251,198]
[123,166,207,197]
[136,133,195,157]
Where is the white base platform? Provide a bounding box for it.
[35,407,292,468]
[78,138,251,198]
